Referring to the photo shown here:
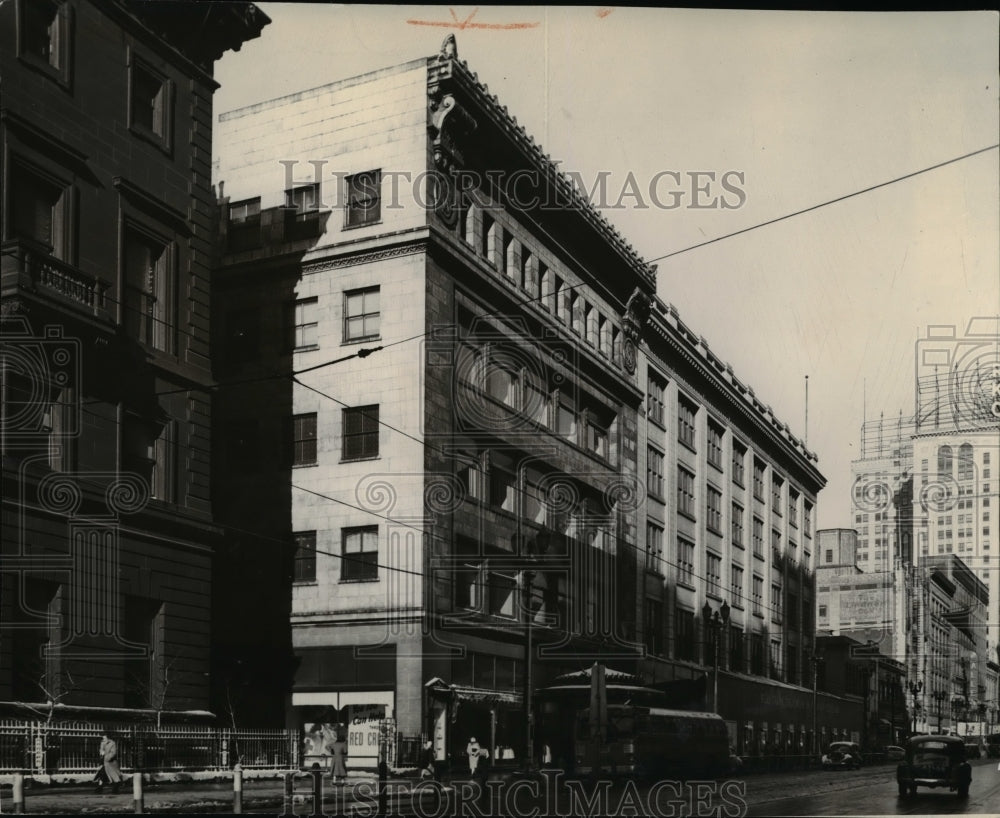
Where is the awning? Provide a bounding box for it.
[451,685,523,707]
[291,690,394,714]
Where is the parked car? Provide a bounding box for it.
[821,741,863,769]
[896,735,972,798]
[884,745,905,762]
[963,742,982,759]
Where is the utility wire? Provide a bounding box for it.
[646,144,999,263]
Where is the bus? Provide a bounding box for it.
[574,704,731,779]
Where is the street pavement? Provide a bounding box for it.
[1,758,997,815]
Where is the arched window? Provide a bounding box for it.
[937,445,953,477]
[958,443,974,481]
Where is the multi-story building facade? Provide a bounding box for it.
[0,0,268,720]
[214,36,657,768]
[638,299,828,756]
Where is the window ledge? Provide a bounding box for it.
[339,577,380,584]
[294,344,320,353]
[293,462,320,469]
[341,337,381,347]
[343,218,383,232]
[293,580,319,586]
[678,510,697,524]
[340,456,381,464]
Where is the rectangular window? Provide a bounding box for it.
[489,571,517,618]
[586,417,610,460]
[677,538,695,586]
[342,405,379,460]
[570,293,584,336]
[342,526,378,580]
[677,466,695,518]
[9,160,67,258]
[18,0,70,83]
[344,286,380,342]
[707,421,724,469]
[707,486,722,533]
[227,197,261,251]
[646,522,664,572]
[752,575,763,615]
[481,214,496,263]
[524,382,548,427]
[647,448,665,498]
[732,442,746,486]
[489,454,517,513]
[346,169,381,227]
[585,303,598,346]
[732,503,745,548]
[674,608,695,661]
[647,373,666,427]
[292,413,317,466]
[520,249,534,293]
[124,226,173,353]
[598,315,609,356]
[729,625,744,671]
[644,598,664,655]
[293,531,317,582]
[557,399,577,442]
[455,563,481,610]
[731,564,744,606]
[804,502,813,537]
[707,553,722,596]
[772,583,783,621]
[129,55,172,149]
[293,298,318,350]
[752,517,764,558]
[772,475,783,514]
[678,395,697,450]
[753,460,765,501]
[538,261,550,306]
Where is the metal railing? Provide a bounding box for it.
[0,720,298,774]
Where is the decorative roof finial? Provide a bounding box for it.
[440,34,458,61]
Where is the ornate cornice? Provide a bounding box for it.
[302,240,425,275]
[426,36,656,289]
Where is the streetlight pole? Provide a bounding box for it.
[702,600,730,713]
[933,690,947,734]
[907,680,923,736]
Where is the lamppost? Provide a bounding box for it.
[521,535,544,774]
[702,600,730,713]
[806,645,825,756]
[932,690,947,734]
[907,680,923,736]
[952,696,967,736]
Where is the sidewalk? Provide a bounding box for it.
[0,770,418,815]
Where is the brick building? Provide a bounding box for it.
[0,0,268,721]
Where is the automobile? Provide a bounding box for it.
[821,741,864,769]
[963,742,982,759]
[896,735,972,798]
[884,745,905,762]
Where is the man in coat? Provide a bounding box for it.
[95,733,123,793]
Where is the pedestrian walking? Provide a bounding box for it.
[419,740,436,780]
[466,737,481,776]
[328,732,349,785]
[94,732,123,794]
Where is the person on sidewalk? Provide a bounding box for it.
[329,732,349,785]
[419,740,436,780]
[466,737,481,777]
[94,733,123,794]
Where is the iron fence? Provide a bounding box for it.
[0,720,298,774]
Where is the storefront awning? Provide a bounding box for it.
[452,685,522,707]
[291,690,394,713]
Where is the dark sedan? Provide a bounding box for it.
[896,735,971,798]
[821,741,863,769]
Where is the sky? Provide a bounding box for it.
[214,5,1000,530]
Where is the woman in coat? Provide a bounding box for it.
[329,733,349,785]
[95,733,123,793]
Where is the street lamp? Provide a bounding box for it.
[907,680,923,735]
[932,690,947,734]
[702,599,730,713]
[805,645,825,756]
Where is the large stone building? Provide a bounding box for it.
[637,298,828,757]
[213,35,839,768]
[0,0,269,721]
